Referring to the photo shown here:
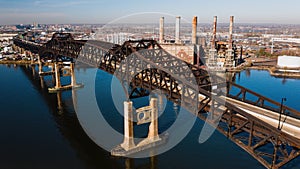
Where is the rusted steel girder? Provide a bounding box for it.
[13,36,300,169]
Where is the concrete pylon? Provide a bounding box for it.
[192,16,197,44]
[121,101,135,151]
[111,98,166,156]
[29,52,34,64]
[147,98,160,141]
[51,64,56,85]
[175,16,181,44]
[38,55,43,74]
[54,62,62,89]
[70,63,76,87]
[159,17,165,44]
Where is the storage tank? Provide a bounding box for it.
[277,56,300,68]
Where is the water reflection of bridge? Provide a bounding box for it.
[19,64,158,169]
[14,33,300,169]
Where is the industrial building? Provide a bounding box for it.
[158,15,240,70]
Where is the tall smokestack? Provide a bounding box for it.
[212,16,217,49]
[159,17,164,44]
[192,16,197,44]
[175,16,181,44]
[229,16,234,49]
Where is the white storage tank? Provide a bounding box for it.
[277,56,300,68]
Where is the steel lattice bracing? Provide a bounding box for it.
[13,34,300,169]
[13,38,42,53]
[197,95,300,169]
[105,44,300,168]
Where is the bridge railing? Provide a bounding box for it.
[227,82,300,118]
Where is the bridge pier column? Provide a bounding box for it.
[38,55,43,74]
[121,101,136,151]
[111,97,167,156]
[148,98,160,141]
[30,52,34,65]
[54,62,62,89]
[48,62,83,93]
[70,63,77,87]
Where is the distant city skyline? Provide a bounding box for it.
[1,0,300,25]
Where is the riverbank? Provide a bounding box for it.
[245,66,300,79]
[226,57,300,78]
[0,60,54,66]
[2,58,300,79]
[0,60,34,65]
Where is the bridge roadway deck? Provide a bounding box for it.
[198,93,300,139]
[225,97,300,138]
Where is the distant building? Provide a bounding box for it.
[277,56,300,68]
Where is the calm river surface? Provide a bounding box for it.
[0,64,299,169]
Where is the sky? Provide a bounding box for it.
[0,0,300,25]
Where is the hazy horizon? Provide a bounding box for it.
[2,22,300,27]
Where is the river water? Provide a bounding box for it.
[0,64,299,169]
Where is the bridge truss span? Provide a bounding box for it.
[13,34,300,169]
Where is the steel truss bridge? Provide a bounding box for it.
[13,33,300,169]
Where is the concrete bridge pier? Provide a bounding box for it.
[70,63,77,87]
[48,62,83,93]
[54,62,62,89]
[51,65,56,85]
[30,53,35,65]
[37,56,55,76]
[38,55,43,75]
[147,98,160,141]
[121,101,136,151]
[111,98,166,157]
